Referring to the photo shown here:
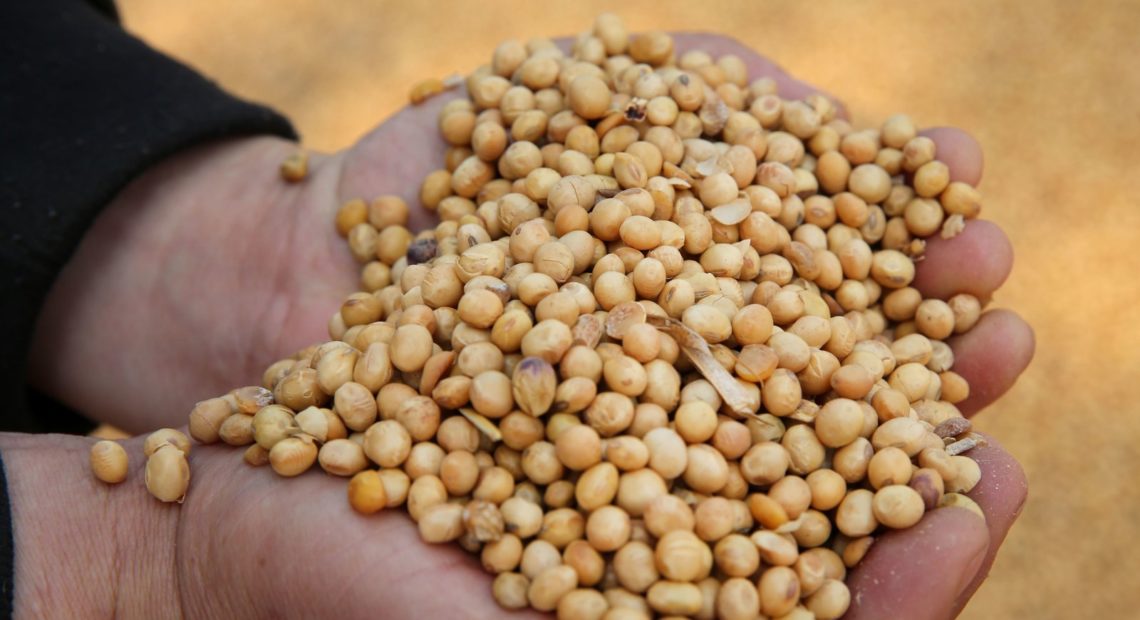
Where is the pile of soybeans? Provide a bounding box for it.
[108,13,998,619]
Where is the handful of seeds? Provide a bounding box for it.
[176,13,994,619]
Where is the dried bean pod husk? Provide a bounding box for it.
[946,434,986,456]
[460,408,503,442]
[647,315,757,420]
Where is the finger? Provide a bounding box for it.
[844,506,990,620]
[946,309,1036,417]
[671,32,849,117]
[951,438,1029,615]
[911,127,1006,302]
[920,127,984,186]
[845,439,1027,620]
[912,219,1014,303]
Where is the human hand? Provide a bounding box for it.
[25,30,1032,618]
[0,431,544,619]
[26,134,358,432]
[340,33,1037,619]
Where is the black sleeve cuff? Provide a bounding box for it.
[0,0,297,433]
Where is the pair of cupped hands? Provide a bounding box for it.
[19,34,1032,618]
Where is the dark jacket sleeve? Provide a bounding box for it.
[0,0,297,435]
[0,3,298,615]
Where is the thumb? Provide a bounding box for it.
[337,87,464,232]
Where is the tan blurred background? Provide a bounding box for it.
[116,0,1140,617]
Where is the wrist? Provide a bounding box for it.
[0,433,182,617]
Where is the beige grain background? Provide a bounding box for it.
[116,1,1140,617]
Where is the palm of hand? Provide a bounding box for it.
[25,97,445,432]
